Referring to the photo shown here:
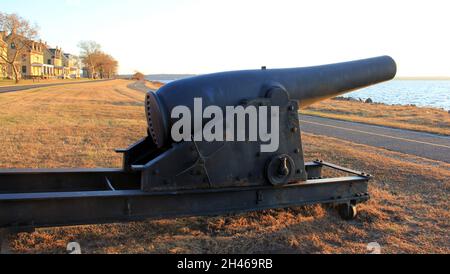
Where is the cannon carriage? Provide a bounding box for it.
[0,56,396,230]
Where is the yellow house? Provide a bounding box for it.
[25,41,45,77]
[5,36,45,79]
[44,47,64,78]
[0,31,7,78]
[63,53,80,79]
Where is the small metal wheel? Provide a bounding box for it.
[265,154,295,186]
[338,204,358,220]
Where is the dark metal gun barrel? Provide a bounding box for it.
[145,56,397,147]
[275,55,397,107]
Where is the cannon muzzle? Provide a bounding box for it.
[146,56,396,147]
[282,55,397,107]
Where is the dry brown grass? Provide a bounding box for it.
[0,79,147,169]
[145,80,165,90]
[304,99,450,136]
[0,80,448,254]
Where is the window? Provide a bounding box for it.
[22,66,27,74]
[11,43,15,49]
[48,59,51,65]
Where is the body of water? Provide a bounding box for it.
[146,77,450,110]
[154,79,174,84]
[345,80,450,110]
[145,78,179,84]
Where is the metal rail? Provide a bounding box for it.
[0,162,369,230]
[0,168,140,194]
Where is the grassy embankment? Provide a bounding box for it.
[145,80,165,90]
[303,99,450,136]
[0,80,448,253]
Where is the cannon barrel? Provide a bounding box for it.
[279,55,397,107]
[146,56,397,147]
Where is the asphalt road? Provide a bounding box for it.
[127,80,150,93]
[299,115,450,163]
[0,79,110,93]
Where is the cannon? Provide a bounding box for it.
[0,56,396,232]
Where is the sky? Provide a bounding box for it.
[1,0,449,76]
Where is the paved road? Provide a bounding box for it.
[0,79,111,94]
[127,80,151,93]
[299,115,450,163]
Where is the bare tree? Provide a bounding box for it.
[0,12,39,83]
[78,40,101,79]
[97,53,118,79]
[78,42,118,79]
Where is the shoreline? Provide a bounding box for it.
[144,79,165,90]
[336,96,449,112]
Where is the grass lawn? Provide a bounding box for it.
[0,80,448,253]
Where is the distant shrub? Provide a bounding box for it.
[132,72,145,81]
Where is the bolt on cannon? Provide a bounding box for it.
[0,56,396,231]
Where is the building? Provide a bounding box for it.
[0,31,7,79]
[5,37,45,79]
[63,53,81,78]
[3,31,47,79]
[0,31,82,80]
[44,47,64,78]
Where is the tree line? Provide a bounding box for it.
[78,41,118,79]
[0,12,118,83]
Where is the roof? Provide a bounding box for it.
[3,33,44,52]
[63,53,78,59]
[48,48,62,58]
